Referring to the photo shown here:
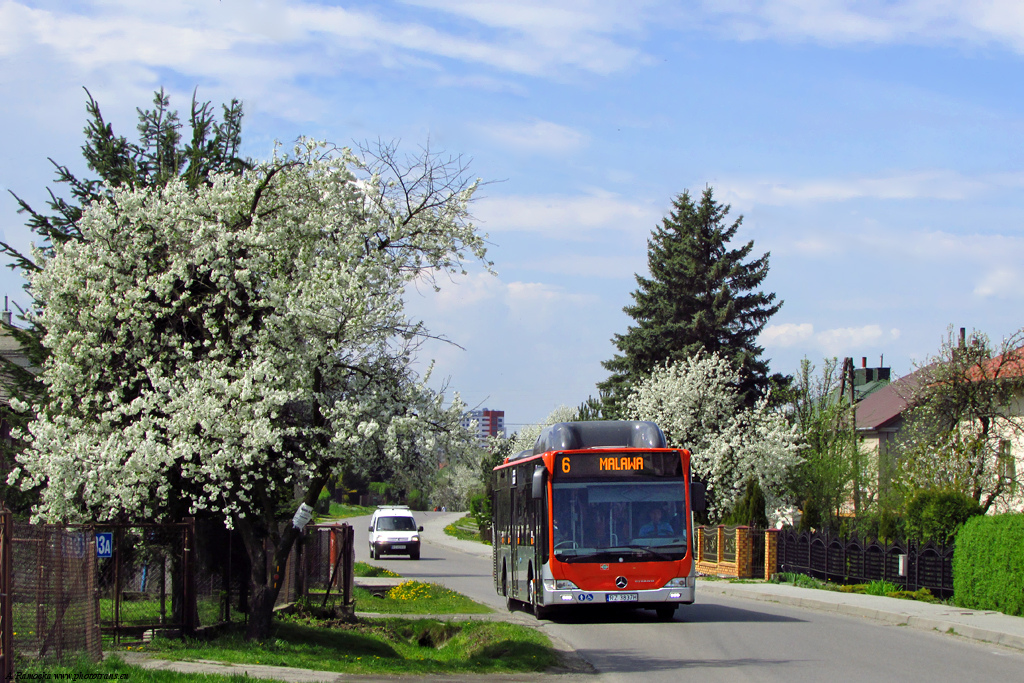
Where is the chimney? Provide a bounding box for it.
[1,296,9,326]
[861,357,867,368]
[960,327,966,348]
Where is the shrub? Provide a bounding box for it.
[905,488,982,544]
[469,493,491,531]
[864,580,901,596]
[723,478,769,528]
[406,489,428,511]
[953,513,1024,616]
[315,487,332,514]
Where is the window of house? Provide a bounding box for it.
[998,440,1016,484]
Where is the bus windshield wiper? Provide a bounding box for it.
[618,545,675,561]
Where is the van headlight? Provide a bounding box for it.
[665,577,689,588]
[543,579,579,591]
[411,535,420,542]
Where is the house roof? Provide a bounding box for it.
[964,348,1024,382]
[855,349,1024,432]
[855,367,928,431]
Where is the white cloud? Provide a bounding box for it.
[474,192,660,239]
[703,1,1024,54]
[761,322,903,357]
[760,322,814,347]
[816,324,889,355]
[974,267,1024,299]
[477,119,589,154]
[718,170,1024,207]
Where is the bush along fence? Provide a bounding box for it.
[775,529,954,597]
[953,513,1024,617]
[696,526,955,598]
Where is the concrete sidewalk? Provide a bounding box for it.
[705,579,1024,652]
[118,652,579,683]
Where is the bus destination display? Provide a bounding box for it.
[556,451,682,478]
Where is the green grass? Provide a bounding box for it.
[122,617,557,676]
[772,572,942,602]
[320,502,375,520]
[443,515,491,545]
[15,654,282,683]
[354,561,401,577]
[351,580,492,614]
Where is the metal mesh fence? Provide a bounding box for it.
[11,523,101,662]
[0,516,349,662]
[92,521,248,641]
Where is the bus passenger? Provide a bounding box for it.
[639,507,674,537]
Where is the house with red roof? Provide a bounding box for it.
[855,348,1023,514]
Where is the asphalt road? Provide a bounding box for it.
[351,511,1024,682]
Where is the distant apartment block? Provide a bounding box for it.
[461,408,505,443]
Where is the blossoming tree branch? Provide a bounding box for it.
[11,138,490,639]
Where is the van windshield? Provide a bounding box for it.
[376,516,417,531]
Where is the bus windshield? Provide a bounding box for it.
[552,480,688,562]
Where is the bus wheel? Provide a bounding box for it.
[529,578,548,620]
[503,570,515,612]
[655,604,677,621]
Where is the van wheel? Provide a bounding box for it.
[372,546,380,561]
[410,550,420,560]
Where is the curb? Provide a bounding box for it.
[709,583,1024,653]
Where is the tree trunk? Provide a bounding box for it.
[237,472,331,641]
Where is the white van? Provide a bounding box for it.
[368,505,423,560]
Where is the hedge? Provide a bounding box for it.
[953,513,1024,616]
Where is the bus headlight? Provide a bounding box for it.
[665,577,689,588]
[543,579,579,591]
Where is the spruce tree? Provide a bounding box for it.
[599,187,781,411]
[0,88,246,512]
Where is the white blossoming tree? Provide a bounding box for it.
[11,139,487,639]
[624,352,803,522]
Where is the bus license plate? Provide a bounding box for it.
[391,544,406,550]
[606,593,638,603]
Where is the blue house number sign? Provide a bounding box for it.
[96,532,113,558]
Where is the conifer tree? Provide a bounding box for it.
[599,187,781,411]
[0,88,246,511]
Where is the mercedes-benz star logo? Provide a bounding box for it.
[615,576,628,589]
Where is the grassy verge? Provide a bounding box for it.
[351,580,492,614]
[355,561,400,577]
[444,515,490,545]
[16,654,283,683]
[769,572,941,603]
[318,502,375,521]
[122,617,556,676]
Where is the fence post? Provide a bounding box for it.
[341,523,355,619]
[735,527,749,578]
[764,529,778,580]
[716,525,724,565]
[84,527,100,661]
[696,526,704,564]
[0,509,12,682]
[183,518,196,635]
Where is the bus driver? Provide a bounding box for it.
[639,507,674,537]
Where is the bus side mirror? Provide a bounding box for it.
[531,466,547,500]
[690,482,706,512]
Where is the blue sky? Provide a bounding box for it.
[2,1,1024,430]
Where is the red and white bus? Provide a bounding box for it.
[492,420,705,620]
